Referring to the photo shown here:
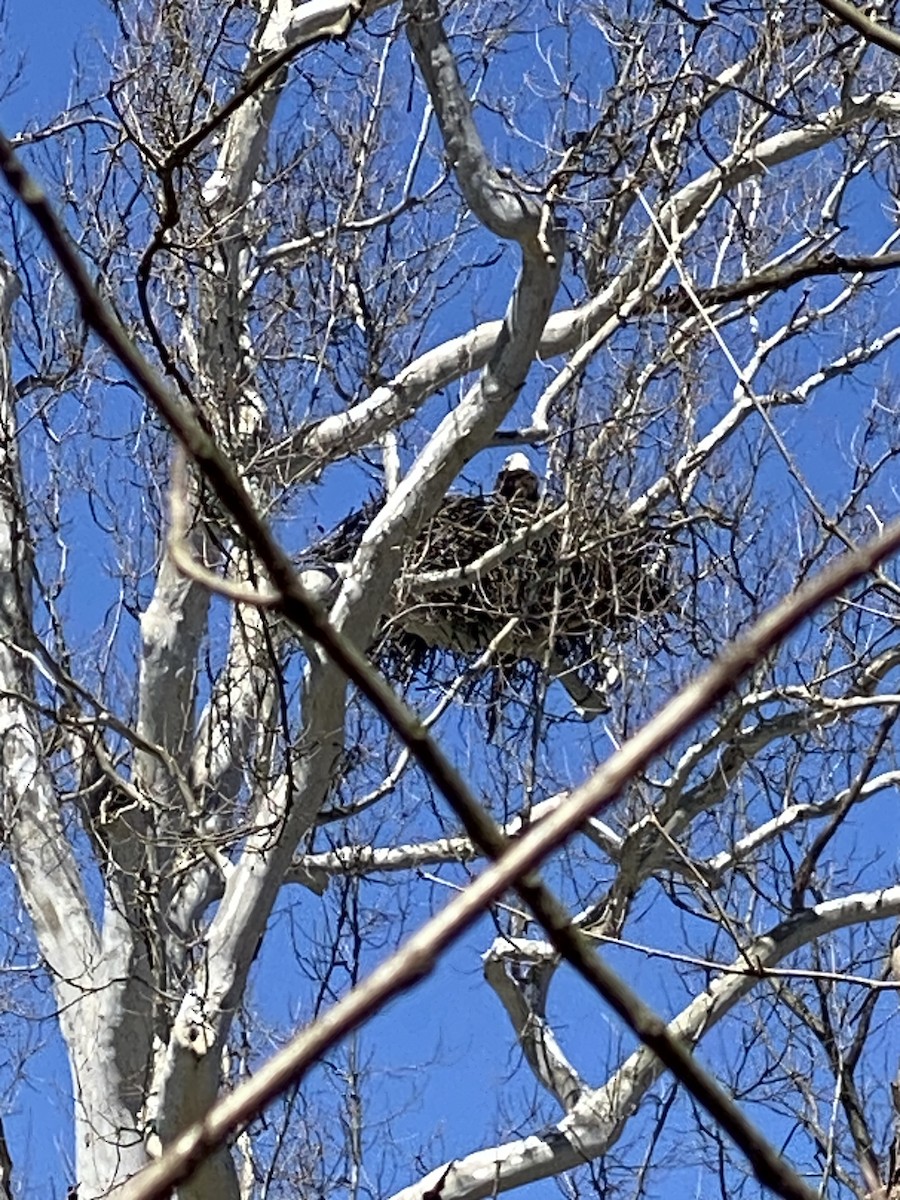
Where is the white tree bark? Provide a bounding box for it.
[0,259,151,1193]
[391,887,900,1200]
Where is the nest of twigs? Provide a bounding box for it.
[312,490,672,699]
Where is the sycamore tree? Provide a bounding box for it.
[6,0,900,1198]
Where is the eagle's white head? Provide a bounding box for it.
[495,452,540,503]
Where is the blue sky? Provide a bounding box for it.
[4,4,900,1200]
[4,1,111,128]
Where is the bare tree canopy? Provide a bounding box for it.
[4,0,900,1198]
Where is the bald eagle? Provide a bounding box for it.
[495,452,540,503]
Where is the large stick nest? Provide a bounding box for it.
[312,489,673,692]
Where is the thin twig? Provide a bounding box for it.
[168,448,280,607]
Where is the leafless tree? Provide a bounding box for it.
[5,0,900,1198]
